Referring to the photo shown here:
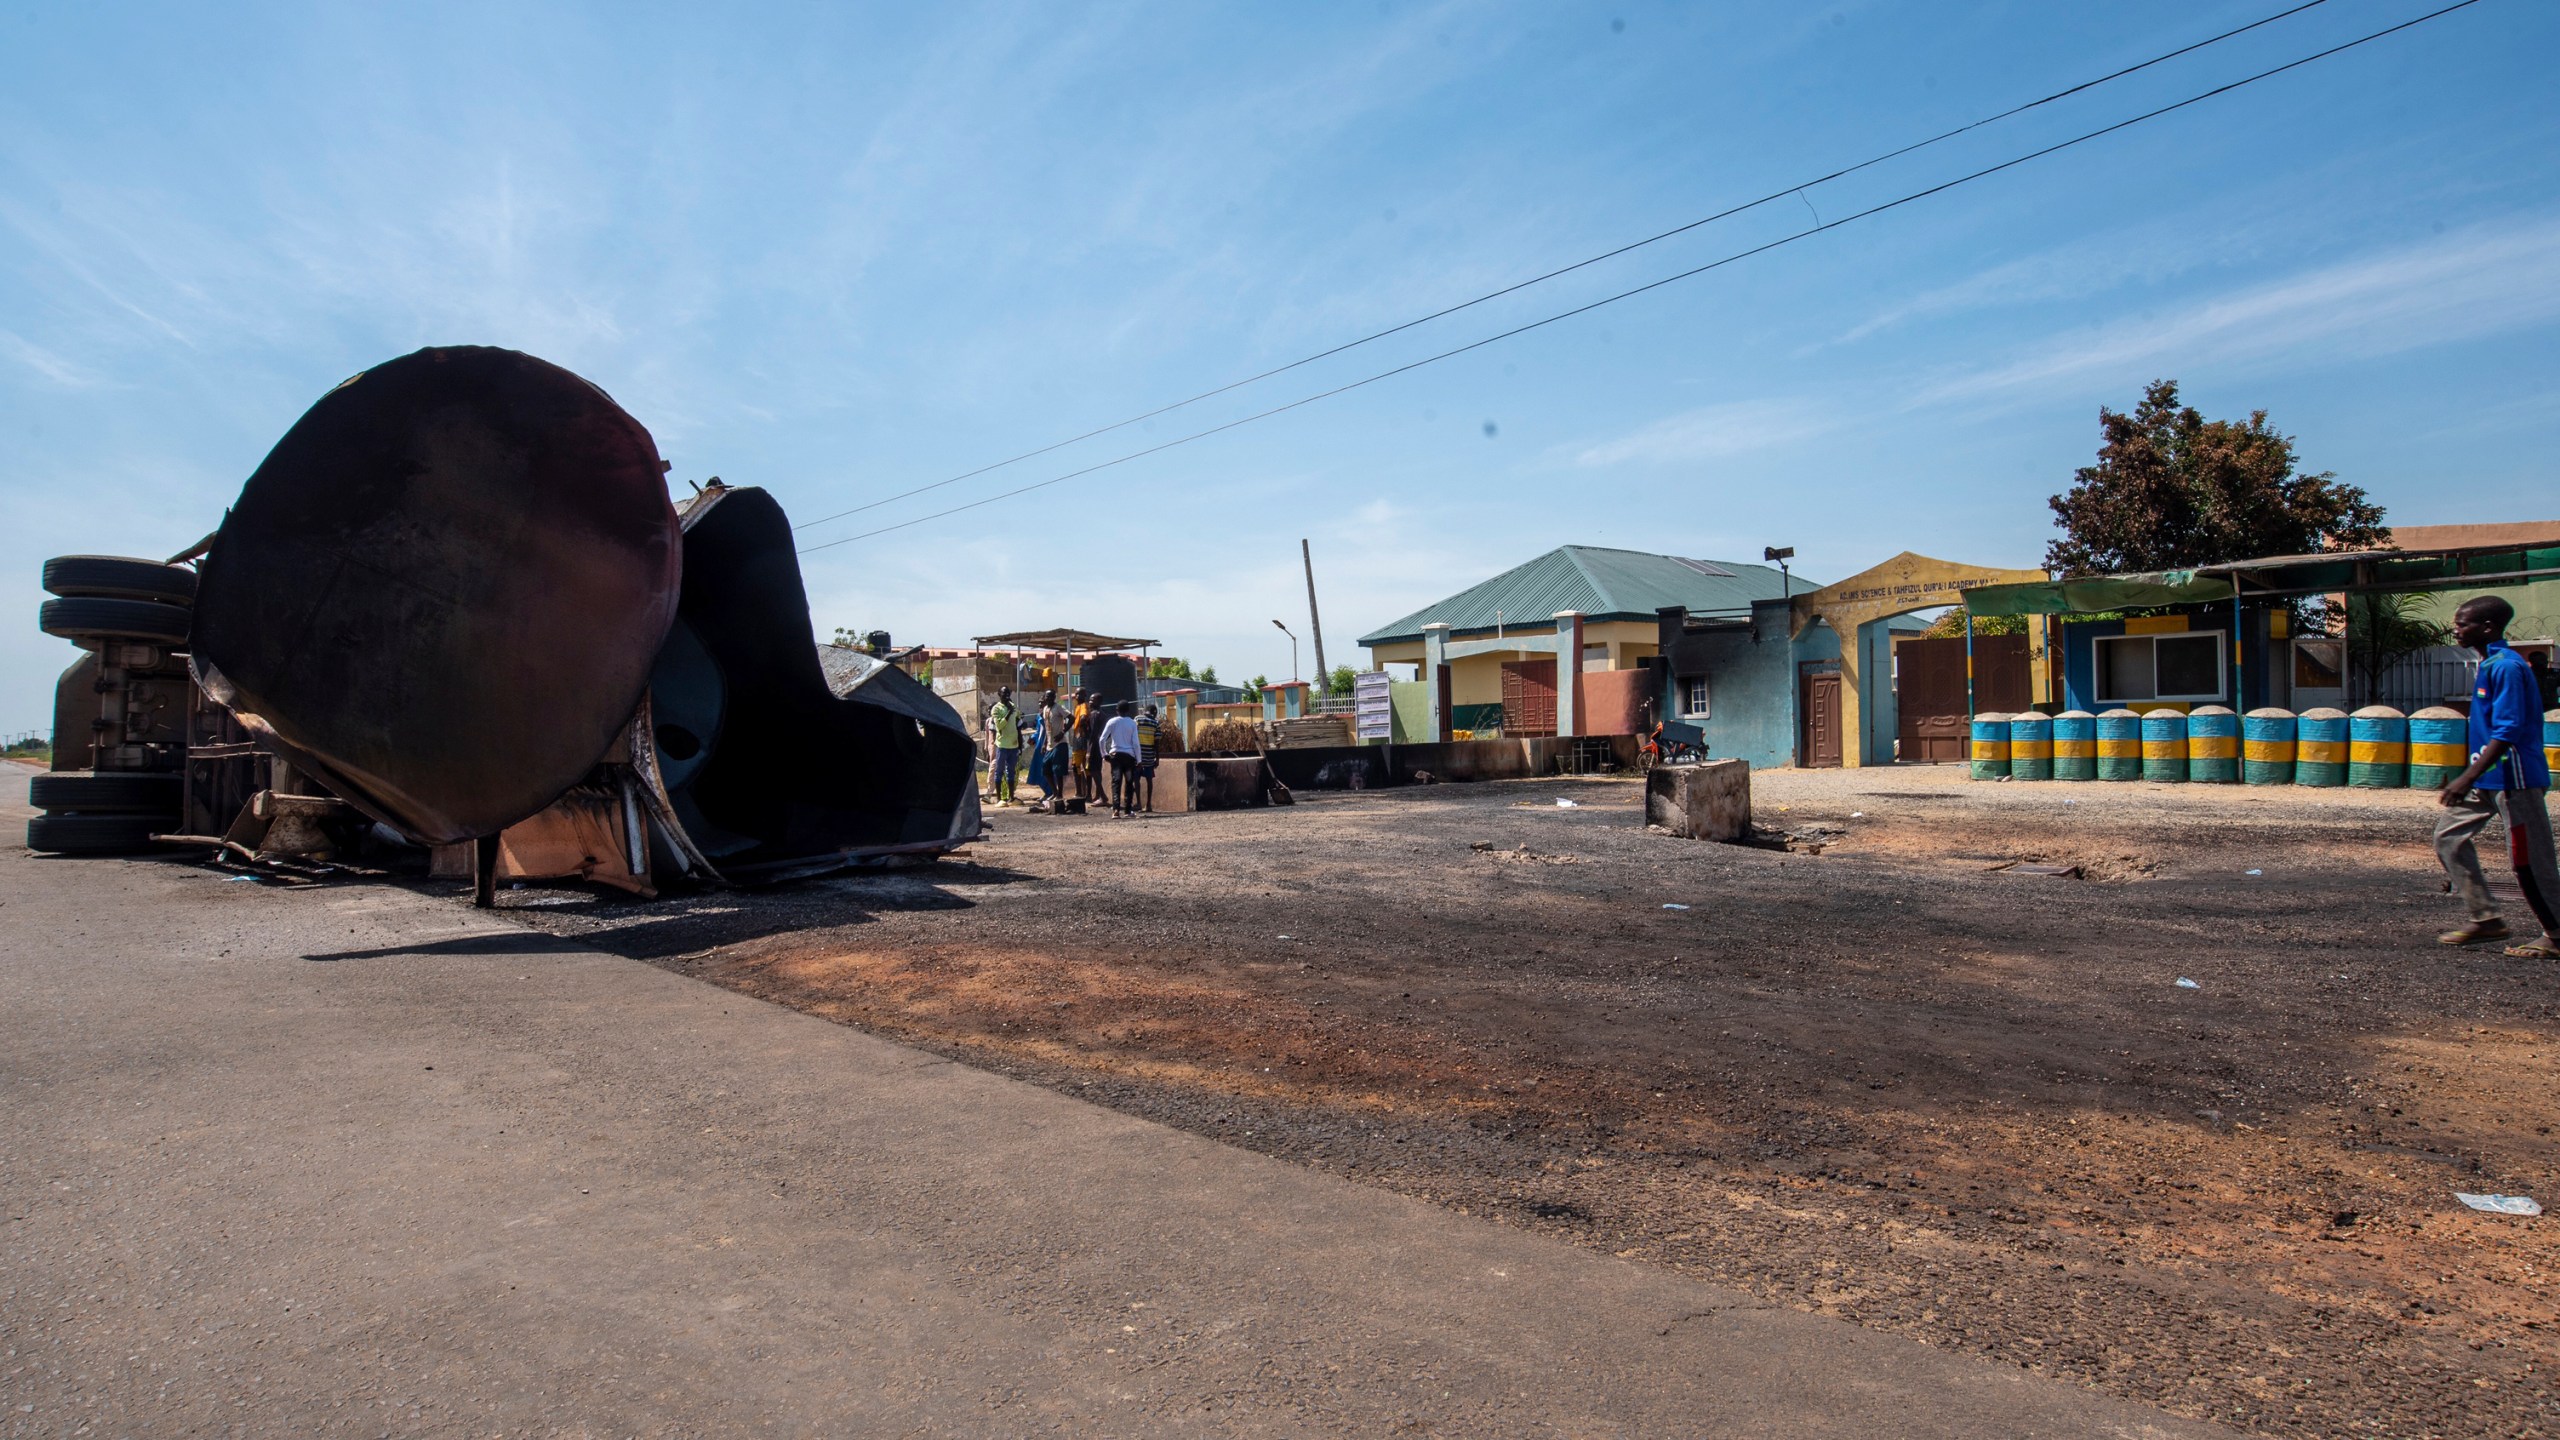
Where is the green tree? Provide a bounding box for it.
[1245,673,1268,699]
[1919,608,2024,639]
[1197,665,1217,686]
[1322,664,1357,697]
[2343,591,2451,705]
[2046,380,2387,576]
[1147,656,1196,680]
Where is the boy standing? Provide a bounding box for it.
[2435,594,2560,957]
[985,686,1021,806]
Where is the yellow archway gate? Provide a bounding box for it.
[1789,552,2049,767]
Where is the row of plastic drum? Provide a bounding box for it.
[1969,705,2560,787]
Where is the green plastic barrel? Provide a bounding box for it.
[2241,708,2295,785]
[2051,710,2096,781]
[2008,712,2052,781]
[2348,705,2407,788]
[2096,709,2142,781]
[1969,713,2010,780]
[2295,708,2346,787]
[2406,706,2466,790]
[2187,705,2239,783]
[2140,709,2187,783]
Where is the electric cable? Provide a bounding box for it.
[798,0,2482,554]
[791,0,2339,534]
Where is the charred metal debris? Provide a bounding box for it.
[26,345,983,900]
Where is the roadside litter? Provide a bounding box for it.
[2245,868,2264,876]
[2454,1193,2542,1216]
[1662,903,1691,910]
[2175,977,2202,989]
[1554,798,1579,808]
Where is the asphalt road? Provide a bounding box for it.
[0,765,2218,1437]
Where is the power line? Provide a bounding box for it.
[791,0,2339,535]
[798,0,2483,556]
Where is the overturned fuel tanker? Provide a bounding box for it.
[181,344,980,898]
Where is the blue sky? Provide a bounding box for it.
[4,0,2554,729]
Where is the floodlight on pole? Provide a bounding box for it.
[1764,545,1795,600]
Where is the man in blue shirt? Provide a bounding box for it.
[2434,595,2560,957]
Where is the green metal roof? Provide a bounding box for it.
[1359,546,1815,646]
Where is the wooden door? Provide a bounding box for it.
[1501,659,1558,738]
[1801,670,1843,768]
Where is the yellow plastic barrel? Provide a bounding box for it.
[2186,705,2238,783]
[2051,710,2096,781]
[2406,706,2466,790]
[2348,705,2407,788]
[2295,708,2347,787]
[2241,708,2295,785]
[2096,709,2141,781]
[2008,711,2053,781]
[1969,713,2010,781]
[2140,709,2187,783]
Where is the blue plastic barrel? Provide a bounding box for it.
[2140,709,2187,783]
[2241,708,2296,786]
[2008,712,2053,781]
[2051,710,2096,781]
[2187,705,2239,784]
[2295,708,2347,787]
[2348,705,2407,788]
[2547,708,2559,779]
[1969,714,2010,780]
[2096,709,2142,782]
[2406,706,2466,790]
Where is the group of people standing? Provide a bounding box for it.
[981,685,1161,818]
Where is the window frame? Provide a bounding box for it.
[1679,674,1711,719]
[2094,629,2228,705]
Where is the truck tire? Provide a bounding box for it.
[26,812,172,854]
[31,772,182,814]
[37,597,191,645]
[41,555,198,605]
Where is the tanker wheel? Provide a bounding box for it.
[31,772,183,814]
[41,555,198,606]
[38,597,192,645]
[26,812,173,854]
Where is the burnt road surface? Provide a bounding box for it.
[0,764,2213,1438]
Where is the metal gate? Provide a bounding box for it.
[1895,635,2031,763]
[1500,659,1558,738]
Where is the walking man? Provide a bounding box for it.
[1135,703,1162,813]
[985,686,1021,806]
[2435,594,2560,957]
[1101,700,1143,817]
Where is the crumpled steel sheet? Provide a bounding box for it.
[190,346,681,845]
[640,484,982,882]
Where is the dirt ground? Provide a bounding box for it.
[495,764,2559,1439]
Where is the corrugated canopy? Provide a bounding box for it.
[1963,571,2233,616]
[1961,543,2560,617]
[969,628,1157,651]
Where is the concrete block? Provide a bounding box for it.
[1645,758,1750,841]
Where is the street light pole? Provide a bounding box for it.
[1271,618,1298,681]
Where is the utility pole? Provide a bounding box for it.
[1301,539,1329,687]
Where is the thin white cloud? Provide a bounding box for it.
[0,329,105,387]
[1569,397,1829,468]
[1915,214,2560,405]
